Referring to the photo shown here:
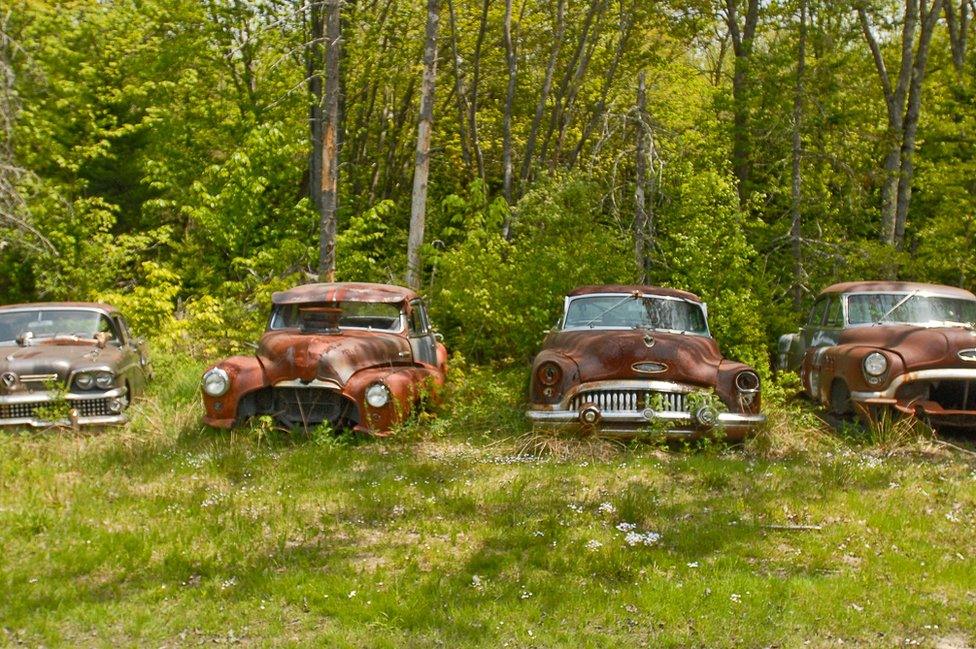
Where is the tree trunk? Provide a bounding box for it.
[317,0,341,281]
[944,0,972,72]
[445,0,473,172]
[406,0,439,290]
[790,0,807,311]
[725,0,760,206]
[893,0,944,247]
[634,71,649,283]
[467,0,490,181]
[858,0,941,249]
[519,0,564,189]
[501,0,516,208]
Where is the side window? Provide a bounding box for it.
[808,298,828,326]
[825,297,844,327]
[408,301,428,337]
[108,316,127,343]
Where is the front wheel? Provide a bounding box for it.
[828,380,851,416]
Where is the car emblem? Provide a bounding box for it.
[633,362,667,374]
[959,349,976,362]
[1,372,17,388]
[643,334,655,348]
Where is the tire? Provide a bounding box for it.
[828,380,851,416]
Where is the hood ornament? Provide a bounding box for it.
[1,372,17,388]
[959,349,976,362]
[643,334,655,348]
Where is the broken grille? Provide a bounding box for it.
[569,390,687,413]
[272,387,349,426]
[898,379,976,411]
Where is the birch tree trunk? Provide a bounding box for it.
[317,0,341,281]
[790,0,807,311]
[406,0,439,290]
[634,71,649,283]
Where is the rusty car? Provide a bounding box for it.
[0,302,152,427]
[525,285,766,438]
[201,282,448,434]
[778,281,976,428]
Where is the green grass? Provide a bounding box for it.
[1,357,975,647]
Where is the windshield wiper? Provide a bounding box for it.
[874,290,919,325]
[579,291,641,328]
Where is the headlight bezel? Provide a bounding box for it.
[74,372,94,390]
[94,371,115,389]
[365,382,391,408]
[735,370,761,393]
[862,351,889,378]
[202,367,231,397]
[537,361,563,387]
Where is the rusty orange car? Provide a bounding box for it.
[779,281,976,429]
[525,285,766,439]
[201,283,447,433]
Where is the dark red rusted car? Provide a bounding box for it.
[201,283,448,434]
[526,285,766,438]
[0,302,151,427]
[779,281,976,429]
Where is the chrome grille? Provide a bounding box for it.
[0,398,115,421]
[570,390,687,413]
[20,373,60,390]
[76,398,115,417]
[0,401,42,420]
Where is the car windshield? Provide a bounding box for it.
[563,295,709,334]
[847,293,976,327]
[270,301,403,331]
[0,309,116,344]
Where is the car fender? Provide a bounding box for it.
[716,359,762,414]
[528,350,581,406]
[202,355,268,426]
[345,365,444,434]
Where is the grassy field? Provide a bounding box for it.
[2,356,975,647]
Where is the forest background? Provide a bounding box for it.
[2,0,974,371]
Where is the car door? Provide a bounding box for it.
[814,296,844,347]
[113,315,151,393]
[407,300,438,366]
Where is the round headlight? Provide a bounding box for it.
[537,362,562,386]
[366,383,390,408]
[75,372,94,389]
[202,368,230,397]
[863,352,888,377]
[735,370,760,393]
[94,372,114,389]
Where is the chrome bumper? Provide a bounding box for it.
[851,368,976,401]
[525,408,766,435]
[0,388,128,428]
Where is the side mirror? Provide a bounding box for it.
[16,331,33,347]
[433,331,444,343]
[94,332,110,349]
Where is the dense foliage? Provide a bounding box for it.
[1,0,974,367]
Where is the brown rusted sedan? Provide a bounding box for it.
[526,285,766,438]
[779,281,976,428]
[0,302,151,427]
[201,282,447,434]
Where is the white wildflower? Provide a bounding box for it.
[615,522,637,532]
[624,531,660,547]
[585,539,603,551]
[730,593,741,603]
[520,590,533,599]
[597,502,616,515]
[687,561,699,568]
[471,575,483,590]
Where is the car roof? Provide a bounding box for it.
[0,302,119,314]
[567,284,702,303]
[821,281,976,300]
[271,282,419,305]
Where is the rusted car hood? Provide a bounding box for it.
[0,341,120,387]
[838,325,976,368]
[258,330,411,385]
[543,329,723,385]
